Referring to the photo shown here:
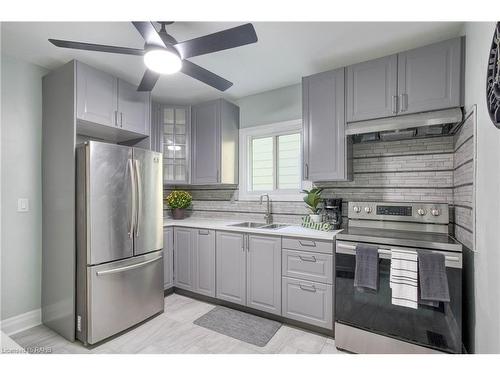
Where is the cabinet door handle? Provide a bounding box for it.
[216,169,220,183]
[392,95,398,114]
[400,94,408,112]
[299,283,317,292]
[120,112,123,127]
[299,240,316,247]
[304,163,309,179]
[198,230,210,235]
[299,255,317,262]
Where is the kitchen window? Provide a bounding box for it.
[239,119,303,200]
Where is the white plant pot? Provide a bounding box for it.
[309,214,322,223]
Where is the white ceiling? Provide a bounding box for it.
[1,22,464,104]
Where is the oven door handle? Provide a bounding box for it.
[336,242,462,267]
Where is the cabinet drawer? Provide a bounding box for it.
[282,237,333,254]
[282,277,333,329]
[282,249,333,284]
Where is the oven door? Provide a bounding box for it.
[335,240,462,353]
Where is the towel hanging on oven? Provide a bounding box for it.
[390,249,418,309]
[354,244,379,291]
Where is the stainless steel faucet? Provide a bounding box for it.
[260,194,272,224]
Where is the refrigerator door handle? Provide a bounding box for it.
[95,256,162,276]
[134,159,142,238]
[128,159,135,238]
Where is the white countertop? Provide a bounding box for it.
[163,218,342,241]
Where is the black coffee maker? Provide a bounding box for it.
[322,198,342,230]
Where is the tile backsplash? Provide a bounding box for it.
[452,114,475,250]
[166,135,462,227]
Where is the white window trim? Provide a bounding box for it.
[238,119,306,201]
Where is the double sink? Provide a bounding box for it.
[228,222,290,230]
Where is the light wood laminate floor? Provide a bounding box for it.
[10,293,340,354]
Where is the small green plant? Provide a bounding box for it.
[302,188,323,214]
[165,190,192,209]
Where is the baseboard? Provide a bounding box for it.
[0,309,41,336]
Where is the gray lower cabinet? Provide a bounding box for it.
[246,235,281,315]
[302,68,351,182]
[193,229,216,297]
[76,61,118,128]
[173,227,194,291]
[216,231,246,305]
[163,227,174,289]
[397,37,463,115]
[216,232,281,315]
[346,54,398,122]
[282,249,333,284]
[191,99,239,184]
[117,79,150,135]
[282,277,333,329]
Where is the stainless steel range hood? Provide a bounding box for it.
[346,108,463,142]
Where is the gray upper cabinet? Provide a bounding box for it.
[191,99,239,185]
[346,37,463,122]
[346,54,398,122]
[76,61,150,138]
[397,37,463,115]
[117,79,150,135]
[303,68,351,182]
[191,101,219,184]
[159,105,191,184]
[174,227,194,291]
[246,235,281,315]
[216,231,246,305]
[76,61,118,128]
[163,227,174,290]
[193,229,216,297]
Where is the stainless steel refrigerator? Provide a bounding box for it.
[76,141,164,345]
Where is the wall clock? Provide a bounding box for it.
[487,22,500,128]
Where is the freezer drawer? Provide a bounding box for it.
[83,251,164,345]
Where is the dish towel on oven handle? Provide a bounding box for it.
[390,249,418,309]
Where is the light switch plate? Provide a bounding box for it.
[17,198,29,212]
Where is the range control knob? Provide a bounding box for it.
[417,208,427,216]
[353,206,361,213]
[431,208,440,216]
[364,206,372,213]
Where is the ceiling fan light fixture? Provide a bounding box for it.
[144,47,182,74]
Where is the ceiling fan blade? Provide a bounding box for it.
[175,23,258,59]
[181,60,233,91]
[48,39,144,56]
[132,22,165,47]
[137,69,161,92]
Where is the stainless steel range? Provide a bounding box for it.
[335,201,463,354]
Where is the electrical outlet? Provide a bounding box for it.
[17,198,29,212]
[77,315,81,332]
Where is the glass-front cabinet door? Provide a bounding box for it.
[160,105,190,184]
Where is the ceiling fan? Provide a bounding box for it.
[48,21,258,92]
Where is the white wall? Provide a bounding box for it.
[237,83,301,128]
[463,22,500,353]
[1,54,48,320]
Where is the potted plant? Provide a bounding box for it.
[302,187,323,223]
[165,190,192,220]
